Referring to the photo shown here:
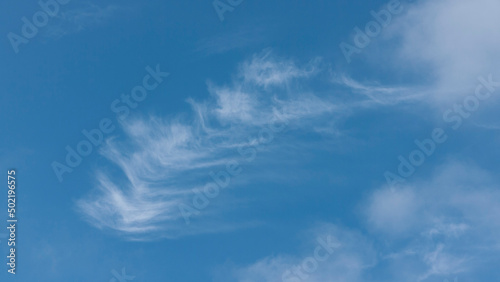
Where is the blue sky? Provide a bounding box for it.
[1,0,500,281]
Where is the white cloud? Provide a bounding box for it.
[226,224,376,282]
[389,0,500,102]
[211,86,256,123]
[340,0,500,108]
[239,50,318,88]
[226,161,500,281]
[365,187,422,235]
[368,161,500,280]
[334,75,424,105]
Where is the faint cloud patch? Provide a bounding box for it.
[220,224,376,282]
[42,2,124,39]
[195,25,269,55]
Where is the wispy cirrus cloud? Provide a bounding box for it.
[332,74,424,106]
[76,51,341,240]
[76,50,413,240]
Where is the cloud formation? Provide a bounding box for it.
[226,224,376,282]
[76,49,421,240]
[388,0,500,103]
[77,51,370,240]
[227,161,500,281]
